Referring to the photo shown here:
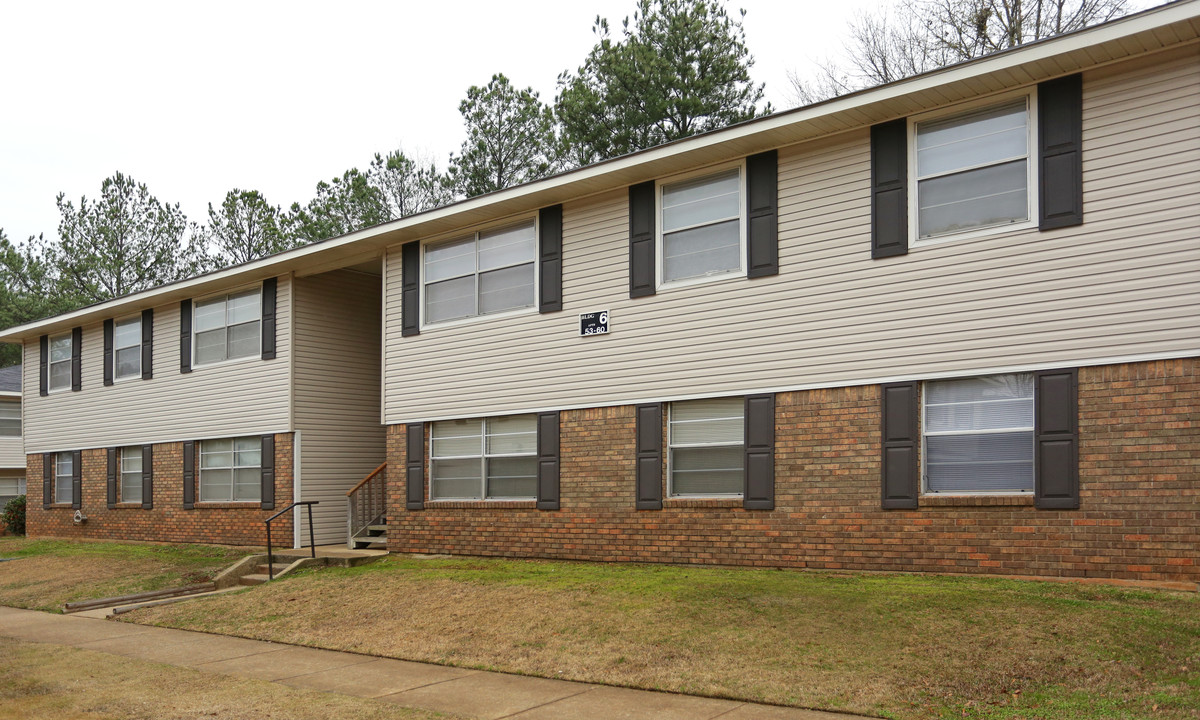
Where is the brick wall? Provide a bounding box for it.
[26,433,293,546]
[387,359,1199,586]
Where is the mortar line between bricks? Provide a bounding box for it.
[494,685,599,719]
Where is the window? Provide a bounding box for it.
[923,373,1035,494]
[48,333,72,391]
[668,397,744,497]
[659,166,744,284]
[114,315,142,379]
[0,477,24,506]
[194,289,260,365]
[0,402,19,437]
[430,415,537,500]
[54,451,73,504]
[914,97,1034,240]
[424,221,535,325]
[199,437,261,502]
[119,446,142,504]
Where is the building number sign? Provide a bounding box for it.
[579,311,609,336]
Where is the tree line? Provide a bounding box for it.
[0,0,1132,367]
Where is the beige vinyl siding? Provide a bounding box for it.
[383,48,1199,423]
[0,398,21,468]
[293,269,384,547]
[22,277,292,452]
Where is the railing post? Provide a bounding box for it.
[308,503,316,558]
[266,521,274,581]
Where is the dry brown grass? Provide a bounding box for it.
[127,556,1200,719]
[0,537,243,611]
[0,636,441,720]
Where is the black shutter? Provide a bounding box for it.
[179,300,193,374]
[743,394,775,510]
[141,308,154,380]
[405,422,424,510]
[746,150,779,278]
[182,441,195,509]
[71,449,81,510]
[260,434,275,510]
[1039,74,1084,230]
[141,444,154,510]
[628,181,656,298]
[42,452,52,509]
[539,205,563,313]
[107,447,117,509]
[1034,368,1079,509]
[871,119,909,259]
[881,382,919,509]
[536,411,561,510]
[70,327,82,392]
[401,242,421,337]
[103,319,114,386]
[39,335,48,396]
[635,403,663,510]
[261,278,277,360]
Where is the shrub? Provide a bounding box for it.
[3,495,25,536]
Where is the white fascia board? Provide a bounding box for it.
[2,0,1196,344]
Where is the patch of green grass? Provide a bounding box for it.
[0,537,242,565]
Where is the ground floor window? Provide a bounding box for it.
[0,476,24,506]
[120,446,142,504]
[54,451,73,504]
[199,437,261,502]
[668,397,744,497]
[923,373,1035,493]
[430,415,537,500]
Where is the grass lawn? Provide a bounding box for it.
[0,537,244,612]
[0,636,440,720]
[125,556,1200,720]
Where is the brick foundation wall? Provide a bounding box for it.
[387,359,1199,586]
[26,433,293,546]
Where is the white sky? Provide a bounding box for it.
[0,0,1075,244]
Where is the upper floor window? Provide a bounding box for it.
[194,289,260,366]
[199,436,261,502]
[659,166,744,285]
[114,315,142,380]
[668,397,744,497]
[430,414,537,500]
[424,221,535,325]
[0,401,19,437]
[48,333,72,392]
[923,373,1034,494]
[54,451,73,504]
[119,446,142,504]
[914,96,1034,240]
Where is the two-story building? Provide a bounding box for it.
[1,3,1197,584]
[0,365,24,509]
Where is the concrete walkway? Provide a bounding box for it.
[0,605,860,720]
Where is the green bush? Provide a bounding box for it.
[3,495,26,536]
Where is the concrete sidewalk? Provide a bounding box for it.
[0,606,858,720]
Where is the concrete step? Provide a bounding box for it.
[367,524,387,533]
[239,574,271,586]
[255,563,291,575]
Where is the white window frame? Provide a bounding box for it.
[119,446,142,504]
[420,216,540,330]
[667,397,745,499]
[192,286,262,368]
[113,314,142,381]
[656,161,748,291]
[54,451,73,504]
[0,401,19,437]
[429,415,538,501]
[47,332,72,393]
[908,89,1039,247]
[198,436,262,503]
[920,374,1035,496]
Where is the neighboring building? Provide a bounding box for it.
[0,3,1197,584]
[0,365,25,508]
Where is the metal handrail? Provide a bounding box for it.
[265,501,318,581]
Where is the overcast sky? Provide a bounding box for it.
[0,0,1153,244]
